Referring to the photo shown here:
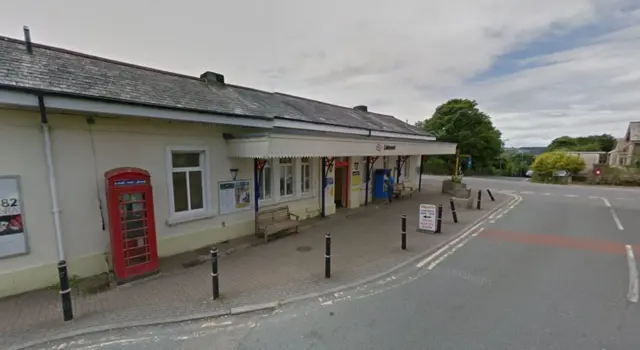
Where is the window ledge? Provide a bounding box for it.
[166,210,216,227]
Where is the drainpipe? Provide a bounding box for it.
[38,95,66,261]
[364,156,370,206]
[418,155,424,192]
[321,157,326,217]
[396,157,401,179]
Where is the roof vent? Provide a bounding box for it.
[353,105,368,112]
[23,25,32,54]
[200,71,225,85]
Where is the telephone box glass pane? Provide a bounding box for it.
[118,192,150,267]
[189,171,204,210]
[172,172,189,212]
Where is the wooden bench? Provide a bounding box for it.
[257,206,300,242]
[393,183,414,199]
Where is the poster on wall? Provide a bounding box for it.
[351,171,361,186]
[0,176,28,258]
[219,180,252,215]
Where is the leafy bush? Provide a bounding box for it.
[423,157,453,175]
[531,152,586,183]
[588,166,640,186]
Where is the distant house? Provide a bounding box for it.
[608,122,640,167]
[565,151,606,174]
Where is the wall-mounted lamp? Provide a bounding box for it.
[230,168,239,180]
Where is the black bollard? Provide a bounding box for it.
[477,189,482,210]
[325,233,332,278]
[435,204,443,233]
[486,189,495,202]
[211,247,220,300]
[57,260,73,321]
[324,232,331,278]
[401,214,407,250]
[449,198,458,223]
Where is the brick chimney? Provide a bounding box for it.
[200,71,225,85]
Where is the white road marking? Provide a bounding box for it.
[615,197,633,201]
[489,194,523,223]
[416,222,483,268]
[417,193,523,268]
[611,211,624,231]
[543,192,552,196]
[520,191,534,194]
[201,320,233,328]
[426,228,485,270]
[589,196,600,199]
[625,245,638,303]
[600,197,624,230]
[564,194,579,198]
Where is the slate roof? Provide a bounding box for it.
[274,93,433,136]
[0,36,271,119]
[0,35,432,137]
[626,122,640,142]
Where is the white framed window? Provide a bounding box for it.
[260,161,272,200]
[167,147,210,219]
[279,158,294,197]
[301,157,311,194]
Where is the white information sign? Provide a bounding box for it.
[418,204,437,232]
[218,179,252,215]
[0,176,29,258]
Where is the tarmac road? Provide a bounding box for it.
[33,177,640,350]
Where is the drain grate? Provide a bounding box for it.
[296,245,312,252]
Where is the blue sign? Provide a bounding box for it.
[467,157,472,169]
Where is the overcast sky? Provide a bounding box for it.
[1,0,639,146]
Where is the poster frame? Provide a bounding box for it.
[0,175,30,259]
[217,179,253,215]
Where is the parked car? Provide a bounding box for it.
[525,169,533,177]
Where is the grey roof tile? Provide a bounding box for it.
[274,93,433,136]
[0,36,432,137]
[0,37,271,119]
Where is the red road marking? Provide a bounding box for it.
[479,229,629,255]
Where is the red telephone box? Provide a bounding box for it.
[105,167,159,282]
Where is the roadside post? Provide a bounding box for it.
[435,204,443,233]
[486,189,495,201]
[477,190,482,210]
[449,198,458,223]
[211,247,220,300]
[401,214,407,250]
[57,260,73,321]
[325,233,331,278]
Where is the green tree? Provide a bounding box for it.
[421,99,503,172]
[546,134,616,152]
[531,151,585,182]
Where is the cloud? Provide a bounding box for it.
[0,0,638,147]
[467,18,640,146]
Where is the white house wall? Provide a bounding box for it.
[0,109,257,297]
[0,108,445,297]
